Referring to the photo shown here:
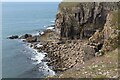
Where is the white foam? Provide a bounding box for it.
[44,26,46,27]
[50,20,55,23]
[31,54,44,64]
[40,32,44,35]
[38,62,55,76]
[27,45,55,76]
[24,43,44,64]
[32,32,39,36]
[36,44,43,48]
[46,27,54,30]
[23,37,55,76]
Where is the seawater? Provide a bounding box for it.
[2,2,59,78]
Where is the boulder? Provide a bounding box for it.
[25,36,37,43]
[19,34,32,39]
[7,35,19,39]
[41,57,51,62]
[82,45,96,61]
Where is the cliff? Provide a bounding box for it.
[49,2,120,78]
[7,1,120,78]
[55,2,119,53]
[55,2,118,40]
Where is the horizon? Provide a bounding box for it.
[1,0,62,2]
[1,0,119,2]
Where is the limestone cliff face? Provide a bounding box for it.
[55,2,118,40]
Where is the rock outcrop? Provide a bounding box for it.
[47,2,119,71]
[19,34,32,39]
[55,2,118,40]
[7,35,19,39]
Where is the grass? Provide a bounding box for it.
[58,2,79,13]
[111,10,120,30]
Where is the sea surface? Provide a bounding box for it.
[2,2,59,78]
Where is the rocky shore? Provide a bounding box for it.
[8,27,100,72]
[8,2,119,78]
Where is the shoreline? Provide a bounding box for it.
[5,2,119,78]
[26,42,56,76]
[22,25,57,77]
[7,24,101,73]
[7,24,57,77]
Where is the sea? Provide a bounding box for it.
[2,2,59,78]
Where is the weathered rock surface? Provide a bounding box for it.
[55,2,118,40]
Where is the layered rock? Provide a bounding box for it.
[46,2,119,71]
[55,2,118,40]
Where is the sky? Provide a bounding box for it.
[1,0,62,2]
[1,0,118,2]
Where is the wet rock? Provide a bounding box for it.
[7,35,19,39]
[25,36,37,43]
[19,34,32,39]
[41,57,51,62]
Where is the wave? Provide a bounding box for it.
[32,32,40,36]
[25,43,44,64]
[44,25,46,27]
[50,20,55,23]
[46,27,54,30]
[24,43,55,76]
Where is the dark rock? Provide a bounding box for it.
[48,24,55,27]
[55,2,118,40]
[25,36,37,43]
[19,34,32,39]
[45,54,48,57]
[41,57,51,62]
[7,35,19,39]
[47,70,50,72]
[57,41,65,44]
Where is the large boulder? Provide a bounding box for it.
[19,34,32,39]
[7,35,19,39]
[25,36,37,43]
[82,45,96,61]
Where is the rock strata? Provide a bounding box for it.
[55,2,118,40]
